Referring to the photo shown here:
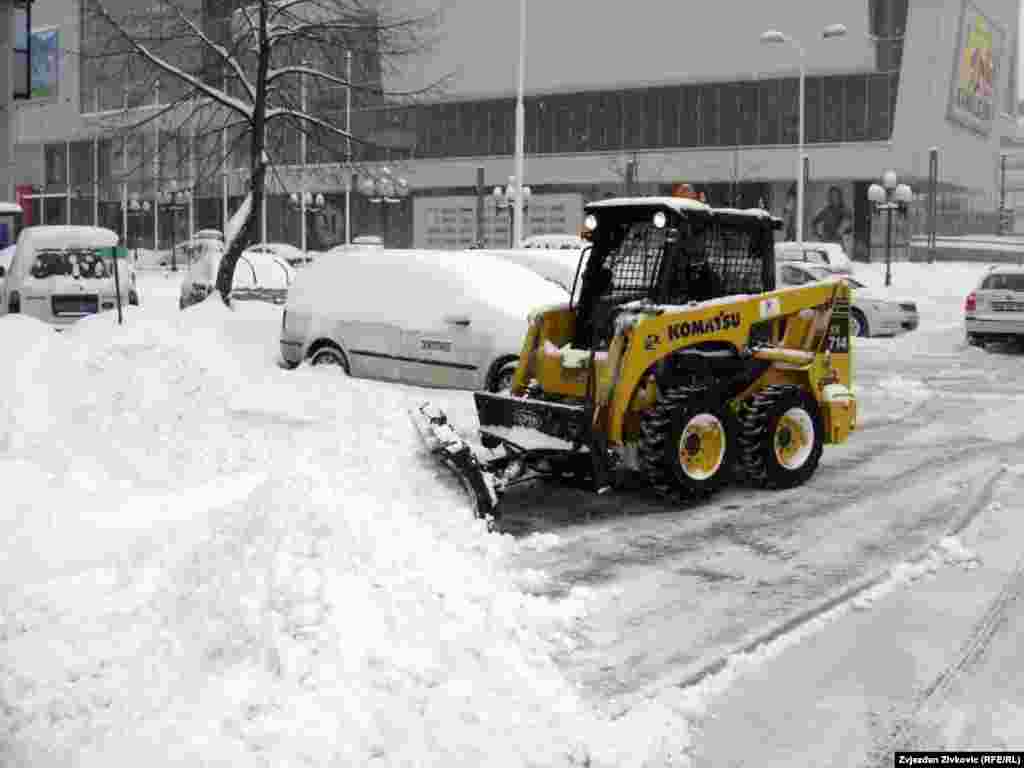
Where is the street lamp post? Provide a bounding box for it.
[159,181,192,272]
[492,177,532,248]
[127,194,152,265]
[760,23,847,246]
[513,0,527,249]
[868,170,913,287]
[288,191,325,252]
[357,167,410,247]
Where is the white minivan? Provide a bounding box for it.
[0,226,132,328]
[279,248,568,391]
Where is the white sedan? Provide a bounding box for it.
[777,262,919,337]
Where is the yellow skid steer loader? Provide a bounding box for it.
[411,196,857,524]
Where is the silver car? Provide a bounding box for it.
[279,248,569,391]
[965,266,1024,346]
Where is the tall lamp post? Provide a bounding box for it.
[760,23,847,246]
[127,194,151,265]
[493,177,532,248]
[159,181,192,272]
[288,191,325,252]
[357,167,410,247]
[868,170,913,287]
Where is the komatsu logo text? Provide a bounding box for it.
[667,311,741,341]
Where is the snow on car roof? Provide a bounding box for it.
[288,247,568,327]
[18,225,119,251]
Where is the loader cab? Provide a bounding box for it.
[574,197,780,348]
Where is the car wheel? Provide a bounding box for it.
[488,358,518,393]
[309,345,350,373]
[850,308,869,338]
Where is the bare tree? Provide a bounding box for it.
[84,0,445,303]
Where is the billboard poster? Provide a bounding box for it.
[30,27,59,99]
[948,1,1006,135]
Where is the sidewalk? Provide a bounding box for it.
[683,467,1024,766]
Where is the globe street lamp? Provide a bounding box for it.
[760,23,847,246]
[126,194,152,265]
[868,170,913,287]
[288,191,326,252]
[159,181,192,272]
[492,177,532,248]
[357,167,410,247]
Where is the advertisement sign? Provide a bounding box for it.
[948,1,1006,135]
[414,194,583,249]
[30,27,59,99]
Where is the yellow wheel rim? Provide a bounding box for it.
[774,407,815,470]
[678,414,726,481]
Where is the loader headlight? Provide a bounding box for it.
[584,214,598,231]
[652,211,667,229]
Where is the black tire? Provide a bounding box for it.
[308,344,350,373]
[487,357,519,393]
[639,384,736,499]
[739,385,824,490]
[850,308,870,338]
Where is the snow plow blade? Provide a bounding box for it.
[409,403,500,522]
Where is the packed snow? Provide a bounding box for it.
[0,276,689,767]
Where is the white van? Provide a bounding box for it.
[0,226,132,328]
[279,248,568,390]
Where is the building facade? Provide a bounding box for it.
[7,0,1022,258]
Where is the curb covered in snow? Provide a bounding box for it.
[618,465,1007,714]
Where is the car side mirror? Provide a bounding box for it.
[443,313,471,327]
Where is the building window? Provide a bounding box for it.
[29,27,60,100]
[13,2,31,99]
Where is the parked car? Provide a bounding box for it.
[180,241,295,309]
[775,241,853,274]
[279,248,569,391]
[964,266,1024,347]
[244,242,311,267]
[0,226,136,328]
[521,233,588,250]
[776,262,918,337]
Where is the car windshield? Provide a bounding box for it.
[981,273,1024,291]
[29,247,116,279]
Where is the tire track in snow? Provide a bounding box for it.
[865,553,1024,764]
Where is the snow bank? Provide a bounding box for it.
[0,298,693,766]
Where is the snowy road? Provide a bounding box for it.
[496,273,1024,728]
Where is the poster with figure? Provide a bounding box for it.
[30,28,59,99]
[809,183,854,249]
[948,0,1006,135]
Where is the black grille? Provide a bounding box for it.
[704,224,767,296]
[604,224,666,305]
[52,294,99,316]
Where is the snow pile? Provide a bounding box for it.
[0,301,693,767]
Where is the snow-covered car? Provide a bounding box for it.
[473,247,588,298]
[777,262,918,337]
[279,248,569,390]
[521,233,588,250]
[0,226,137,328]
[245,242,311,267]
[964,266,1024,346]
[180,241,295,309]
[775,241,853,274]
